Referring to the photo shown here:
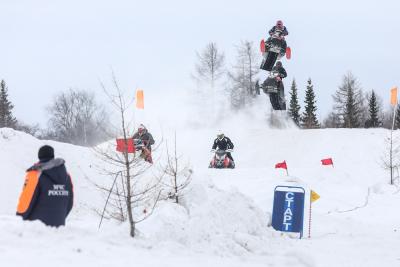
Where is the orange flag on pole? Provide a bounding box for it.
[390,87,398,106]
[136,89,144,109]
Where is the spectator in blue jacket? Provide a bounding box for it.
[16,145,73,227]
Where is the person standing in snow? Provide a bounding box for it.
[16,145,74,227]
[132,124,155,163]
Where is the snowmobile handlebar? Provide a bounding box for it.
[211,149,234,153]
[269,71,280,77]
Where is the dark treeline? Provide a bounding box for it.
[291,71,395,129]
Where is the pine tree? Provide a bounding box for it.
[301,78,319,129]
[332,72,364,128]
[0,80,17,128]
[365,90,380,128]
[288,79,301,126]
[395,104,400,129]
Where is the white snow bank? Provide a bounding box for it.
[2,126,400,267]
[140,179,272,256]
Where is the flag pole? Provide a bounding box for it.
[285,161,289,176]
[308,191,312,238]
[390,87,397,185]
[390,105,396,184]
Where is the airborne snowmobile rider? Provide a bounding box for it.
[267,61,287,88]
[268,20,289,37]
[272,61,287,79]
[267,20,288,57]
[211,132,234,162]
[132,124,155,163]
[261,61,287,91]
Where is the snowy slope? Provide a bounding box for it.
[1,121,399,267]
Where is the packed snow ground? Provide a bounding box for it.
[1,97,400,267]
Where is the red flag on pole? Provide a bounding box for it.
[321,158,333,166]
[116,138,135,153]
[275,160,287,169]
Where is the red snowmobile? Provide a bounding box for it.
[209,149,235,169]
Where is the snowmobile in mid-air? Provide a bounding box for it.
[260,31,291,71]
[209,149,235,169]
[256,70,286,110]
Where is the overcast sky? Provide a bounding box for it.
[1,0,399,126]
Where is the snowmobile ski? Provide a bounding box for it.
[260,39,266,54]
[286,47,291,60]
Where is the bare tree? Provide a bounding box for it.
[382,107,395,129]
[193,42,225,89]
[381,132,400,185]
[159,133,192,204]
[47,88,110,146]
[228,41,260,109]
[322,112,341,128]
[94,74,162,238]
[15,121,41,137]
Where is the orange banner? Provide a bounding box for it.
[136,89,144,109]
[390,87,398,106]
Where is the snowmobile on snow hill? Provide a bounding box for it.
[209,149,235,169]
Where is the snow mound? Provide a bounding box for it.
[140,179,273,256]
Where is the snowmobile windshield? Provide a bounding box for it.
[215,150,227,157]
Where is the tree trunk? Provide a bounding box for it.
[124,151,136,237]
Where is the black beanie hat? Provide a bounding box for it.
[38,145,54,162]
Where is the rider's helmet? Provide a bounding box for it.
[138,124,146,136]
[217,131,224,140]
[276,61,282,68]
[276,20,283,28]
